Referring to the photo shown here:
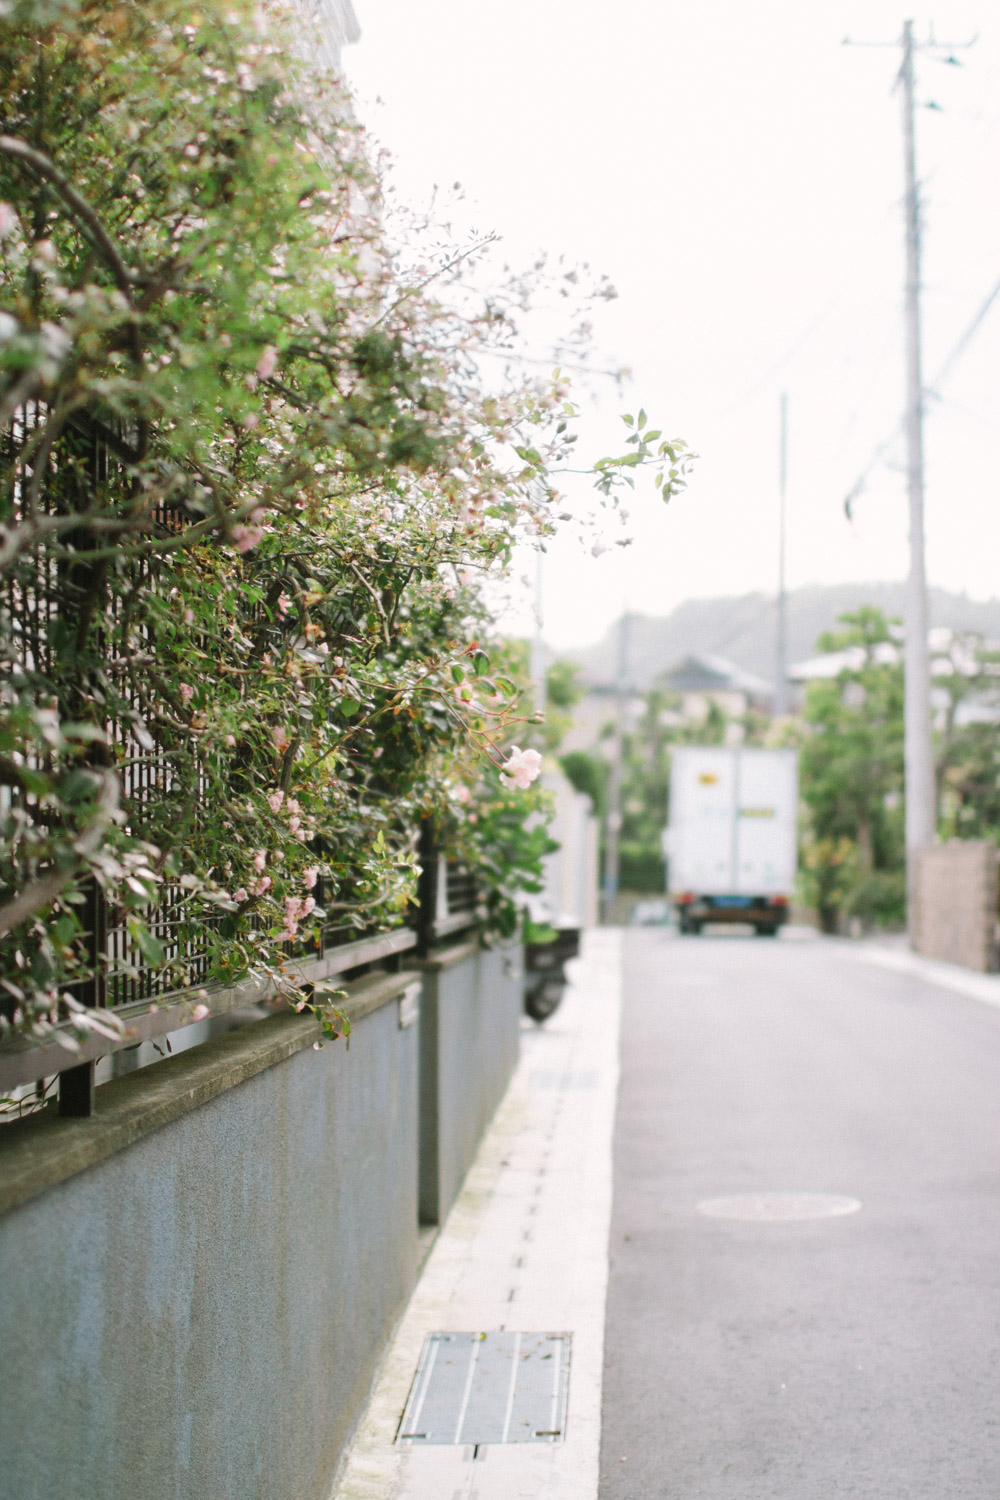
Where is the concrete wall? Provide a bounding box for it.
[541,768,599,928]
[0,996,418,1500]
[912,840,999,972]
[418,940,523,1226]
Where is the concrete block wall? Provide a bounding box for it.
[912,840,999,972]
[417,938,523,1226]
[0,988,419,1500]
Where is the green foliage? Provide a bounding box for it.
[546,659,582,711]
[797,608,905,930]
[619,844,665,894]
[933,633,1000,841]
[0,0,685,1044]
[560,749,608,817]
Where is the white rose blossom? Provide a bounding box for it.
[499,745,542,790]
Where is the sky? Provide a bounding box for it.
[343,3,1000,650]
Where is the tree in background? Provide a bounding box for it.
[797,608,905,932]
[933,634,1000,840]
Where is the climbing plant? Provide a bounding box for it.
[0,0,690,1046]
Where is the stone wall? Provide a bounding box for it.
[417,938,524,1227]
[0,988,418,1500]
[0,941,527,1500]
[912,841,999,972]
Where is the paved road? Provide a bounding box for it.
[600,929,1000,1499]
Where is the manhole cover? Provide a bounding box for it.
[397,1332,571,1445]
[697,1192,862,1221]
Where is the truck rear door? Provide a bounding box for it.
[671,748,737,894]
[734,750,797,895]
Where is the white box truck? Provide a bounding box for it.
[665,746,798,936]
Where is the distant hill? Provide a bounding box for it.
[566,584,1000,691]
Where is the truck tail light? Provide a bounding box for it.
[676,892,695,905]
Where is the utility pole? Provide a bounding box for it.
[775,392,789,718]
[899,19,935,866]
[845,20,975,933]
[601,610,628,924]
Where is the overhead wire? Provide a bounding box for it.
[843,272,1000,519]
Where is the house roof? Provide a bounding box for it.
[660,653,774,698]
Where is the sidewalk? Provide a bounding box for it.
[333,929,622,1500]
[848,935,1000,1013]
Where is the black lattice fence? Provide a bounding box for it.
[1,405,484,1116]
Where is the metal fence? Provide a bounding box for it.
[1,402,481,1117]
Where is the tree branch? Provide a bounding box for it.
[0,135,136,300]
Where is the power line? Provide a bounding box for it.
[842,272,1000,519]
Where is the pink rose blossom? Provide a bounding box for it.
[224,733,236,747]
[499,745,543,790]
[254,850,267,873]
[233,523,263,552]
[277,593,292,616]
[302,896,315,918]
[233,888,248,904]
[256,345,278,380]
[267,790,284,814]
[249,875,271,897]
[191,1003,210,1022]
[273,726,291,753]
[288,815,301,835]
[179,683,194,704]
[303,866,319,889]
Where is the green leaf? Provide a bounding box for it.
[128,920,165,967]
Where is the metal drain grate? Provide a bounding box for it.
[397,1332,571,1445]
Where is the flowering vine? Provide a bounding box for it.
[0,0,690,1046]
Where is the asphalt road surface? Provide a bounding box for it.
[600,928,1000,1499]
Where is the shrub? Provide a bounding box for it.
[0,0,689,1044]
